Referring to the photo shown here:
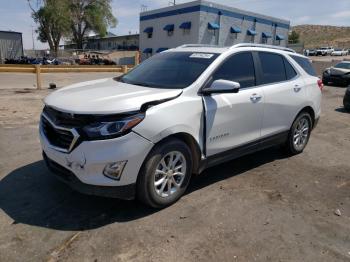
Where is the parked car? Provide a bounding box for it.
[331,48,349,56]
[322,61,350,86]
[343,86,350,111]
[317,46,334,56]
[308,49,318,56]
[40,44,322,208]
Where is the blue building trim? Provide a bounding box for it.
[179,21,192,29]
[208,22,220,30]
[276,34,285,40]
[157,47,169,53]
[247,29,257,36]
[143,48,153,53]
[140,4,290,29]
[143,27,153,33]
[163,24,175,31]
[230,26,241,33]
[262,32,272,38]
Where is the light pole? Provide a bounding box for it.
[31,25,35,51]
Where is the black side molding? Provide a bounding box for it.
[199,131,288,173]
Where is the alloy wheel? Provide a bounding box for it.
[154,151,187,198]
[293,117,310,151]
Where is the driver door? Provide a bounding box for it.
[203,52,264,156]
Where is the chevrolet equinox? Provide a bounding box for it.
[40,44,322,208]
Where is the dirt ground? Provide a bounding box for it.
[0,70,349,262]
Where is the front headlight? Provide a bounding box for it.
[82,113,144,139]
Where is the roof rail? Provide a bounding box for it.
[230,43,296,53]
[177,44,223,48]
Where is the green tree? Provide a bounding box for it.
[289,30,300,44]
[28,0,70,56]
[68,0,117,49]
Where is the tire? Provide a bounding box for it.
[137,138,193,208]
[284,112,312,155]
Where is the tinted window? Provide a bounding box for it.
[120,52,218,89]
[259,52,286,84]
[335,62,350,70]
[283,58,297,80]
[212,52,255,88]
[290,55,317,76]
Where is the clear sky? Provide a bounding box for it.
[1,0,349,49]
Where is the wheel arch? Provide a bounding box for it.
[153,132,202,175]
[297,106,315,128]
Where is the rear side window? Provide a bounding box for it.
[290,55,317,76]
[283,58,297,80]
[258,52,286,84]
[212,52,255,88]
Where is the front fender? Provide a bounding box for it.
[133,94,204,150]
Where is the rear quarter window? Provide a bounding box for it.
[290,55,317,76]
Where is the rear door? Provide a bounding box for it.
[257,52,306,138]
[203,52,264,156]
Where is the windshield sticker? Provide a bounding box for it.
[190,53,214,59]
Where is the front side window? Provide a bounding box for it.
[212,52,256,88]
[258,52,286,84]
[119,52,219,89]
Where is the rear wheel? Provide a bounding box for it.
[137,138,192,208]
[284,112,312,155]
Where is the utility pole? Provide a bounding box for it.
[31,25,35,51]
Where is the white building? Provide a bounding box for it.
[140,0,290,60]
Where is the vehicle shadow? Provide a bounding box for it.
[188,147,286,193]
[335,107,349,114]
[0,147,288,231]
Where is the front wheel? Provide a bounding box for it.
[137,138,193,208]
[284,112,312,155]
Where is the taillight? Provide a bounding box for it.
[317,79,323,91]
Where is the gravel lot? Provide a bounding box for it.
[0,69,349,262]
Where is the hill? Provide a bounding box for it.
[292,25,350,49]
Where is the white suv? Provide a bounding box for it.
[40,44,322,208]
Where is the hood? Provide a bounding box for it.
[44,78,182,114]
[329,67,350,76]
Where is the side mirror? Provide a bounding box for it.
[202,79,240,95]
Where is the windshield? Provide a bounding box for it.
[334,49,342,51]
[335,63,350,70]
[119,52,219,89]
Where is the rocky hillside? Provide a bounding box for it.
[292,25,350,49]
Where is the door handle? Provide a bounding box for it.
[250,93,262,103]
[294,84,302,92]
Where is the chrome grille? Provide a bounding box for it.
[41,113,79,152]
[43,106,87,128]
